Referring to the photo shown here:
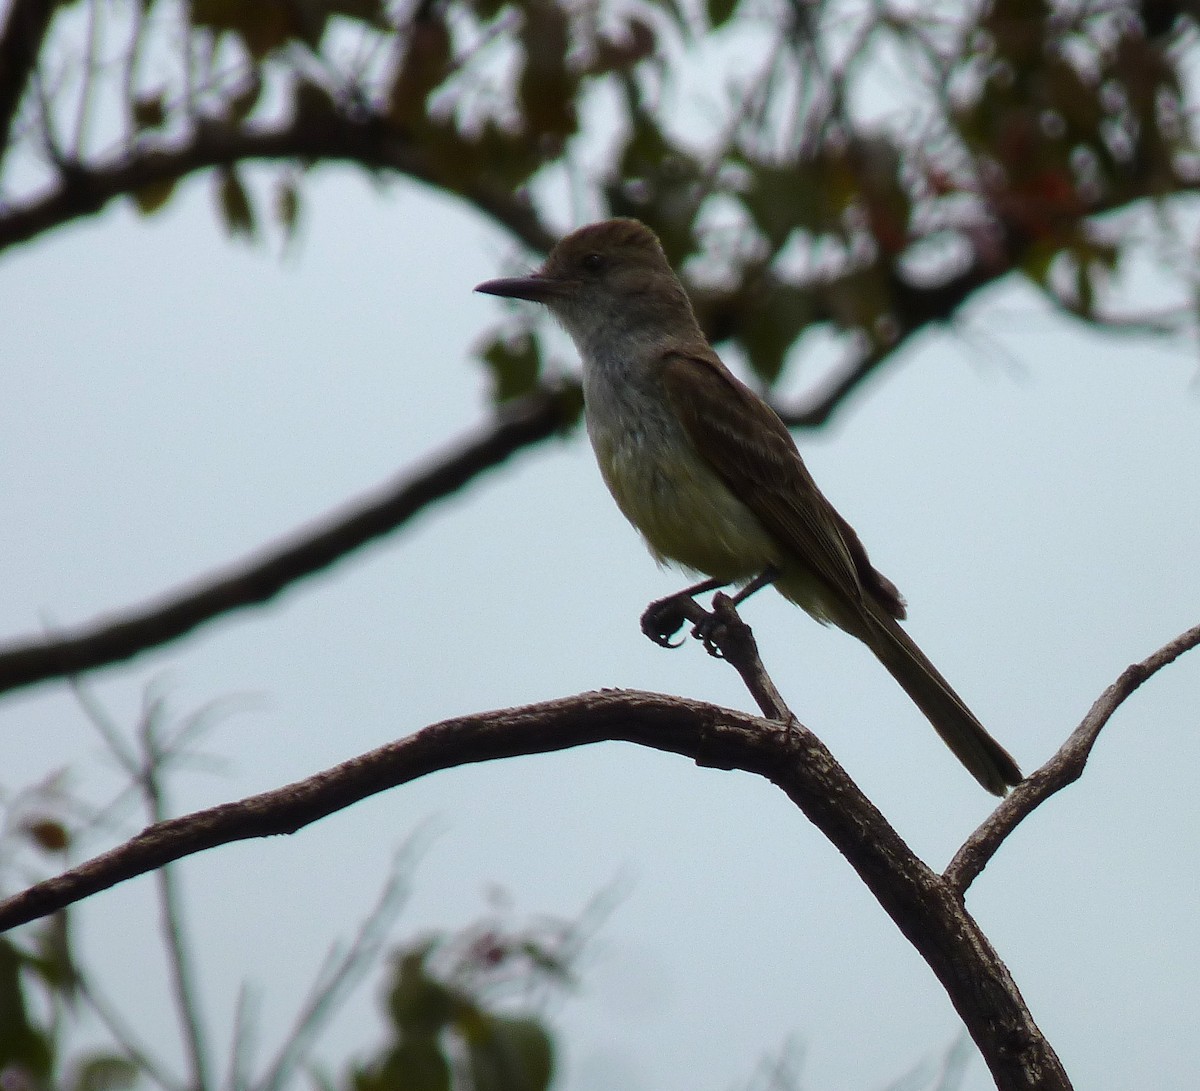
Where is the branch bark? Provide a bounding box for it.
[0,0,57,169]
[0,678,1071,1090]
[8,616,1193,1087]
[945,620,1200,892]
[0,106,557,256]
[0,384,576,698]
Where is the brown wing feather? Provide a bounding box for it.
[659,350,869,606]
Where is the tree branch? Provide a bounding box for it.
[0,666,1073,1088]
[0,384,576,699]
[0,105,558,256]
[0,0,57,171]
[944,620,1200,892]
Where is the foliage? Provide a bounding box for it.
[349,923,569,1091]
[0,698,574,1091]
[2,1,1198,420]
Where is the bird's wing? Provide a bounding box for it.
[659,349,866,605]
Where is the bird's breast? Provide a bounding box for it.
[583,371,779,581]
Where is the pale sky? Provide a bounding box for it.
[1,160,1198,1091]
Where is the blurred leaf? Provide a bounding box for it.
[30,911,78,998]
[604,106,702,263]
[422,120,543,195]
[518,2,577,140]
[707,0,738,29]
[381,1037,450,1091]
[479,330,542,404]
[388,16,452,128]
[983,0,1049,67]
[586,19,655,76]
[850,136,911,256]
[1020,236,1058,287]
[229,72,264,122]
[388,949,456,1034]
[740,145,859,248]
[819,264,893,340]
[71,1053,138,1091]
[293,80,337,127]
[554,379,584,431]
[0,939,52,1075]
[19,817,69,853]
[132,177,176,215]
[323,0,388,24]
[132,93,165,130]
[216,167,256,241]
[464,1015,554,1091]
[192,0,295,57]
[732,274,816,386]
[276,176,301,241]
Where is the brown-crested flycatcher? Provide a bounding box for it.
[476,218,1021,795]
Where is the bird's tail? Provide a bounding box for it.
[860,609,1022,796]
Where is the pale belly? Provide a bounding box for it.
[588,417,780,583]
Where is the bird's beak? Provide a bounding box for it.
[475,274,567,303]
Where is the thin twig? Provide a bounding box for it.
[71,0,101,159]
[225,985,258,1091]
[945,621,1200,892]
[253,838,422,1091]
[75,971,186,1091]
[138,701,213,1091]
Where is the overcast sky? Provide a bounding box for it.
[1,157,1198,1091]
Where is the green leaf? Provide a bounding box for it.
[387,949,455,1034]
[603,106,702,263]
[31,910,78,998]
[0,939,53,1075]
[464,1014,554,1091]
[479,330,542,404]
[71,1053,138,1091]
[383,1037,450,1091]
[216,167,256,241]
[707,0,738,29]
[733,276,816,386]
[132,177,176,216]
[276,176,301,241]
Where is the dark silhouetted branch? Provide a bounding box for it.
[945,620,1200,892]
[0,107,558,256]
[0,0,57,169]
[0,677,1072,1090]
[0,384,576,698]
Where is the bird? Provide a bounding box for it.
[476,217,1022,795]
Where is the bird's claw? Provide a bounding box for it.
[691,613,726,658]
[641,598,688,647]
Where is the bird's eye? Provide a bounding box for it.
[580,252,605,273]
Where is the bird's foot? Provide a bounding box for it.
[640,594,691,648]
[690,608,728,659]
[641,592,734,658]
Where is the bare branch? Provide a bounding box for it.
[134,703,213,1091]
[0,0,58,169]
[0,686,1069,1089]
[75,969,186,1091]
[945,620,1200,893]
[0,385,577,700]
[253,844,417,1091]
